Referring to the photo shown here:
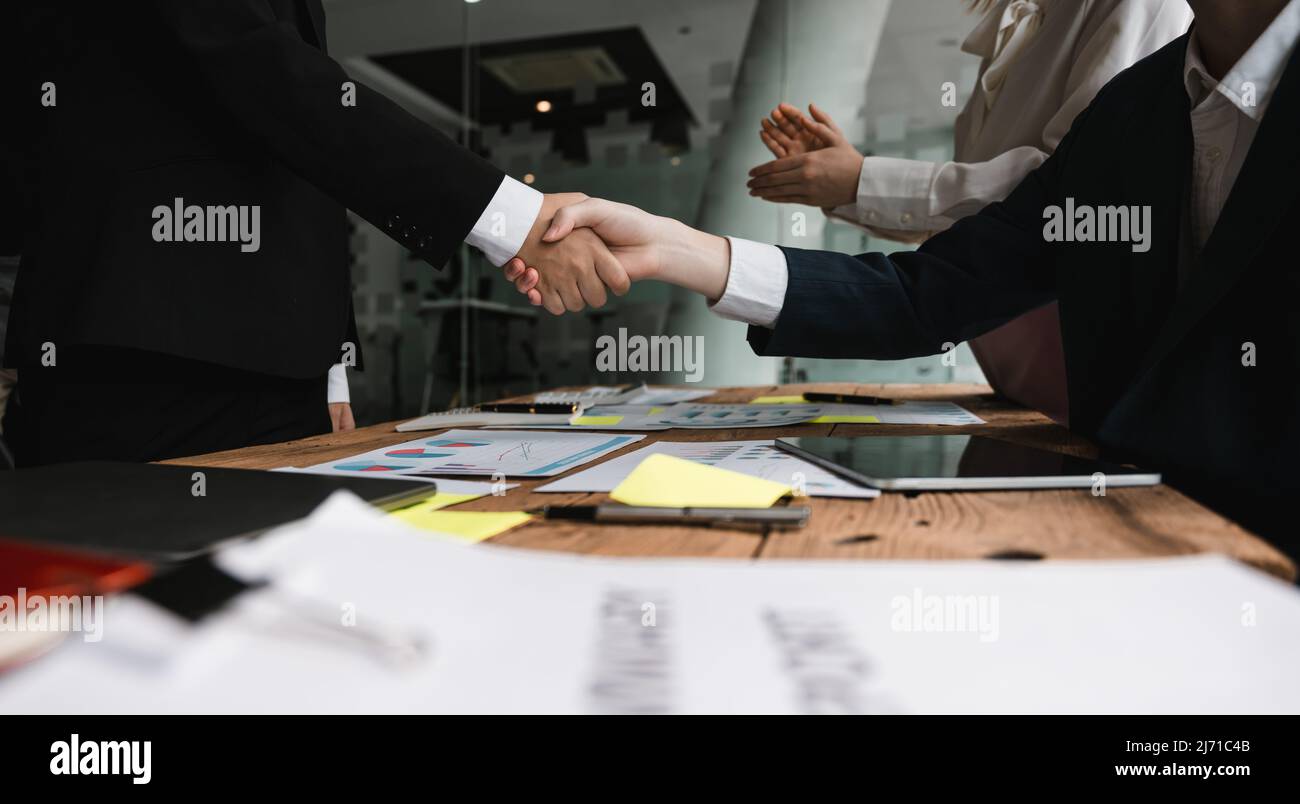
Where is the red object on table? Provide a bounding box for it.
[0,539,153,670]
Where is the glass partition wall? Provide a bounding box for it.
[328,0,983,424]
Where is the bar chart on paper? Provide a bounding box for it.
[647,404,825,428]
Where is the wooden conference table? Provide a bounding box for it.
[164,383,1297,582]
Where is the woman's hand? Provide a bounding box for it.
[759,102,825,158]
[749,102,863,209]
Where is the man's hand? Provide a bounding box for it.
[513,192,630,315]
[503,198,732,304]
[329,402,355,432]
[748,103,863,208]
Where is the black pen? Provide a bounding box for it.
[476,402,581,414]
[534,504,810,529]
[802,392,900,406]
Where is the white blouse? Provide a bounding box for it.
[828,0,1194,241]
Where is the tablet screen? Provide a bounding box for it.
[776,435,1158,489]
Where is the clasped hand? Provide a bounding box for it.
[506,194,731,312]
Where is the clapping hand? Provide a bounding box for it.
[748,102,863,209]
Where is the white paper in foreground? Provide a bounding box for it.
[2,492,1297,714]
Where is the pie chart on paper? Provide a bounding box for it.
[332,461,412,473]
[383,447,454,459]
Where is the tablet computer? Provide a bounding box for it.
[0,461,436,561]
[775,435,1160,491]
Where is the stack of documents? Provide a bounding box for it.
[3,492,1298,714]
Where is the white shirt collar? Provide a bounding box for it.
[1183,0,1300,120]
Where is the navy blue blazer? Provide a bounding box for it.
[750,34,1300,548]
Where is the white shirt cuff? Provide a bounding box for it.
[327,364,350,404]
[465,176,544,267]
[831,155,935,230]
[708,237,788,328]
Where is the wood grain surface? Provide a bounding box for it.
[162,383,1296,580]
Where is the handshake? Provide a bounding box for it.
[502,193,731,314]
[501,102,857,314]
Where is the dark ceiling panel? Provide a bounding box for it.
[372,27,696,160]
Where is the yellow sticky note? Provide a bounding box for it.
[391,508,532,543]
[420,492,483,510]
[810,415,881,424]
[751,394,807,404]
[573,415,624,426]
[610,453,790,508]
[648,407,666,414]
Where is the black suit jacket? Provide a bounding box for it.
[751,34,1300,544]
[2,0,503,377]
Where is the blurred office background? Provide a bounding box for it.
[325,0,989,423]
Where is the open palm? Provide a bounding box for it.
[760,102,828,158]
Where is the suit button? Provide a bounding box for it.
[900,212,913,224]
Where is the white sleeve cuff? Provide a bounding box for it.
[464,175,544,267]
[327,364,350,404]
[832,155,936,230]
[708,237,788,329]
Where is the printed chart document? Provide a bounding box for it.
[507,402,982,431]
[533,385,632,404]
[5,492,1299,714]
[511,403,828,431]
[751,395,984,425]
[396,409,578,432]
[273,468,518,498]
[537,440,881,498]
[849,401,985,426]
[301,430,645,477]
[619,386,715,405]
[533,384,714,406]
[647,403,825,428]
